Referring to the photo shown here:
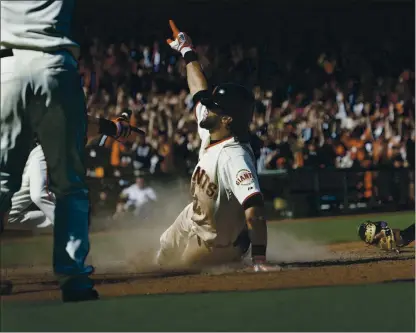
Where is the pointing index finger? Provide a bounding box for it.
[169,19,180,38]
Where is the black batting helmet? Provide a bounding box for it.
[357,221,377,244]
[200,83,255,125]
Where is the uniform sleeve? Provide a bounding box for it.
[221,152,263,206]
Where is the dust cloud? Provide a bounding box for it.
[204,226,336,275]
[3,177,339,275]
[90,177,337,274]
[89,177,190,274]
[266,227,334,263]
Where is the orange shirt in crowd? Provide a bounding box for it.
[158,142,173,173]
[335,144,345,156]
[110,140,129,167]
[364,171,373,198]
[372,139,382,163]
[294,151,304,168]
[347,138,364,149]
[361,127,372,141]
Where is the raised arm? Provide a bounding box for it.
[186,62,208,97]
[166,20,208,97]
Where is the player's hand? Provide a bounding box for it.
[112,117,132,141]
[252,256,281,272]
[166,20,194,56]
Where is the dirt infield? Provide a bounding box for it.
[1,242,414,302]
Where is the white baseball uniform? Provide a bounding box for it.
[156,102,262,267]
[121,184,157,216]
[8,144,55,228]
[1,0,95,291]
[0,1,79,58]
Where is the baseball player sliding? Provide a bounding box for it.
[0,1,138,300]
[155,21,276,272]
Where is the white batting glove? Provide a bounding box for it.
[166,20,195,57]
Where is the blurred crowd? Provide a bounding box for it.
[80,14,414,179]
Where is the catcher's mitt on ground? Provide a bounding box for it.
[357,221,414,253]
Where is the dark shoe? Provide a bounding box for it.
[62,288,99,303]
[0,280,13,295]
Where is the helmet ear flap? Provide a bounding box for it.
[358,221,377,244]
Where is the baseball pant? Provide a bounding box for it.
[8,145,55,227]
[157,203,244,268]
[0,49,93,291]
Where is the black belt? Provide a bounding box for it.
[0,49,13,58]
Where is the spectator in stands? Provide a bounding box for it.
[78,20,414,175]
[157,132,174,174]
[172,130,188,175]
[318,137,337,167]
[131,133,153,173]
[406,132,415,170]
[184,131,200,172]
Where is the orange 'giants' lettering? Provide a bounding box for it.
[192,166,205,185]
[192,167,218,198]
[235,170,253,186]
[206,183,218,198]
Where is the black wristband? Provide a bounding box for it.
[184,50,198,65]
[98,118,117,136]
[251,245,266,257]
[242,193,264,210]
[193,89,211,105]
